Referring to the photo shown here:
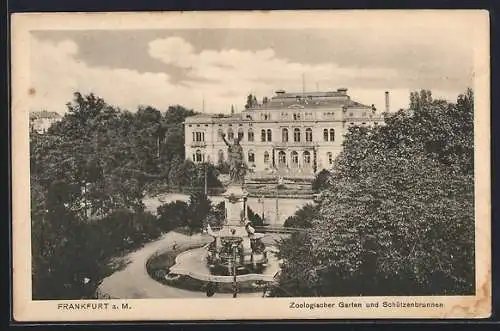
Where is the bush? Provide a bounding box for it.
[311,169,332,192]
[157,200,189,232]
[283,203,318,228]
[247,206,265,226]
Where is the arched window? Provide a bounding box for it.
[267,129,272,142]
[217,128,224,141]
[303,151,311,165]
[195,149,202,162]
[327,152,333,165]
[238,128,244,140]
[329,129,335,142]
[278,151,286,166]
[227,128,234,140]
[306,128,313,142]
[261,129,266,142]
[218,149,224,163]
[282,128,289,142]
[248,151,255,163]
[291,151,299,166]
[323,129,328,141]
[264,151,270,164]
[294,128,301,142]
[248,129,254,142]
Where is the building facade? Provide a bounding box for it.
[184,88,385,179]
[29,110,61,133]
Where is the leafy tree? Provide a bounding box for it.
[276,89,475,296]
[247,206,264,226]
[186,192,212,234]
[311,169,332,192]
[283,203,318,228]
[206,201,226,228]
[30,92,198,299]
[157,200,189,232]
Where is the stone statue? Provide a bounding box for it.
[222,133,246,185]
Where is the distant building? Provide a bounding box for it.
[184,88,386,179]
[29,110,61,133]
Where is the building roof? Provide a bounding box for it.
[184,113,243,123]
[29,110,61,120]
[250,89,373,110]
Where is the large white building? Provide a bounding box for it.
[184,88,386,179]
[29,110,61,134]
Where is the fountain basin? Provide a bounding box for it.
[168,246,280,283]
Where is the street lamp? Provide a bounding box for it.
[204,155,210,196]
[232,243,238,298]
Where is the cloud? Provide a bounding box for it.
[31,38,208,114]
[31,35,468,115]
[147,36,467,111]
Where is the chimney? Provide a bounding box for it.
[385,91,390,112]
[337,88,348,95]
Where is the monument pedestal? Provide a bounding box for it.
[223,185,248,227]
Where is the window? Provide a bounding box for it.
[329,129,335,142]
[248,129,254,142]
[261,129,266,142]
[294,128,301,142]
[291,151,299,166]
[264,151,270,164]
[282,128,289,142]
[306,128,313,142]
[238,128,244,140]
[278,151,286,166]
[303,151,311,165]
[227,128,234,140]
[349,112,354,117]
[195,150,203,162]
[323,129,328,141]
[248,151,255,163]
[217,128,224,141]
[305,112,313,120]
[267,129,272,142]
[193,132,204,141]
[327,152,333,165]
[218,149,224,163]
[293,113,301,121]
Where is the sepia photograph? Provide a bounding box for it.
[11,10,491,321]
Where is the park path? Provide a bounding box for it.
[98,231,265,299]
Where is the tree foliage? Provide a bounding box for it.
[311,169,332,192]
[283,203,318,229]
[276,89,475,296]
[30,92,205,299]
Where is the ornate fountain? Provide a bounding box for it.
[158,134,279,296]
[206,185,269,276]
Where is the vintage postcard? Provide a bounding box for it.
[11,10,491,321]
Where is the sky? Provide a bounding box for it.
[30,26,475,114]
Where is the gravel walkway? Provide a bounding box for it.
[98,231,267,299]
